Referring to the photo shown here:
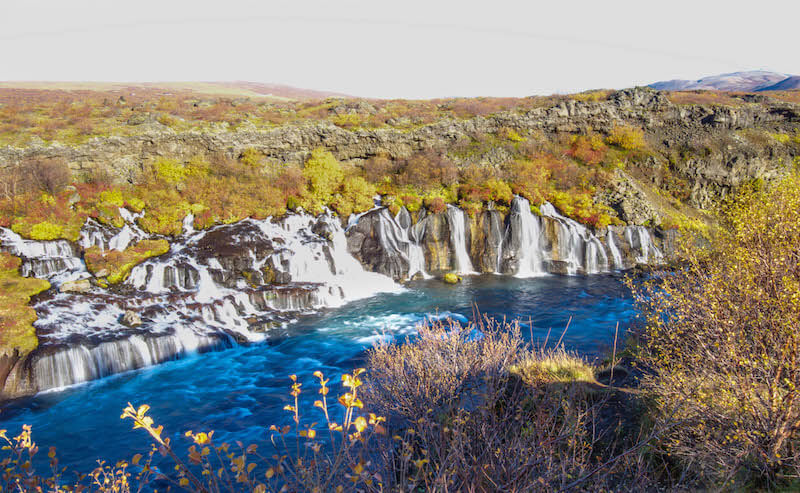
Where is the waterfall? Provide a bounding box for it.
[509,196,545,277]
[0,227,86,283]
[33,330,228,392]
[17,208,404,396]
[370,208,430,279]
[606,228,623,270]
[446,206,476,274]
[539,202,608,275]
[624,226,663,265]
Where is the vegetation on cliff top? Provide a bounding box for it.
[0,121,655,242]
[0,252,50,358]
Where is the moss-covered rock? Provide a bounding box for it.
[443,272,462,284]
[0,253,50,358]
[84,239,170,284]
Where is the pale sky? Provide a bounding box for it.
[1,0,797,99]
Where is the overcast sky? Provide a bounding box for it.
[1,0,797,99]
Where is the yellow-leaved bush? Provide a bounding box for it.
[631,171,800,486]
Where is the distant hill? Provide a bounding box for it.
[0,81,351,100]
[756,76,800,92]
[649,71,796,92]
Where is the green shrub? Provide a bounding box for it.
[239,148,263,168]
[152,158,188,184]
[483,178,513,205]
[28,221,64,241]
[330,177,376,217]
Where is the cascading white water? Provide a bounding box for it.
[33,329,225,391]
[538,202,609,275]
[624,226,663,264]
[446,206,476,274]
[606,228,624,270]
[509,196,545,277]
[0,227,86,283]
[16,208,406,396]
[263,212,403,306]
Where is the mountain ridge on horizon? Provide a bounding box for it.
[649,70,800,92]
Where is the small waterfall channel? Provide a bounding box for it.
[446,205,477,274]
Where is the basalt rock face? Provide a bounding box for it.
[468,209,506,273]
[2,88,797,209]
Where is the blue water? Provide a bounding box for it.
[0,274,636,475]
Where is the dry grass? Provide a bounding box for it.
[666,90,747,107]
[510,347,595,385]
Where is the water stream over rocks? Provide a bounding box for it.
[0,196,671,399]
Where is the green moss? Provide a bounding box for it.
[152,158,188,184]
[85,239,170,284]
[443,273,462,284]
[0,253,50,357]
[26,221,65,241]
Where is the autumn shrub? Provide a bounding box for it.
[5,191,85,241]
[568,133,608,165]
[362,155,397,184]
[396,151,458,191]
[549,190,616,229]
[363,317,661,491]
[302,149,344,212]
[606,125,647,151]
[423,196,446,214]
[399,193,422,212]
[330,176,376,217]
[1,158,72,199]
[483,177,513,205]
[631,172,800,488]
[510,158,550,205]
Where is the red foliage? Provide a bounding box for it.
[425,197,447,214]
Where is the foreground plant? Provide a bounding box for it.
[118,368,388,492]
[632,172,800,488]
